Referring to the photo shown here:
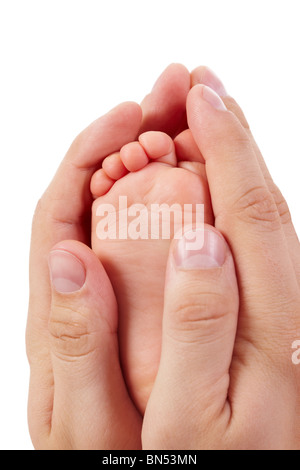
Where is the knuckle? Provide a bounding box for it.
[32,194,57,228]
[270,183,292,225]
[224,96,250,129]
[215,130,252,155]
[170,290,232,340]
[224,122,253,151]
[49,304,95,360]
[32,197,45,224]
[33,197,43,217]
[233,185,281,230]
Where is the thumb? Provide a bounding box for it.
[144,226,239,447]
[48,240,141,449]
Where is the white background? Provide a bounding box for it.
[0,0,299,450]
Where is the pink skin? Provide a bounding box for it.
[102,153,128,180]
[90,130,213,414]
[26,63,195,450]
[91,131,196,198]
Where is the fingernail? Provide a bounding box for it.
[202,85,227,111]
[49,250,86,293]
[202,68,228,97]
[174,228,227,269]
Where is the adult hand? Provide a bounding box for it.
[143,68,300,450]
[26,64,190,450]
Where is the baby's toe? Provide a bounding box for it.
[90,169,114,197]
[174,129,205,163]
[102,152,128,180]
[139,131,177,166]
[120,142,149,172]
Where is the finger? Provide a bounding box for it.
[140,63,190,138]
[46,241,141,449]
[29,102,142,318]
[143,227,239,448]
[191,66,300,276]
[191,65,228,98]
[174,129,205,164]
[42,102,142,230]
[223,95,300,275]
[28,102,142,339]
[250,139,300,279]
[186,84,299,351]
[26,102,142,442]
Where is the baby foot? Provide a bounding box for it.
[91,131,213,414]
